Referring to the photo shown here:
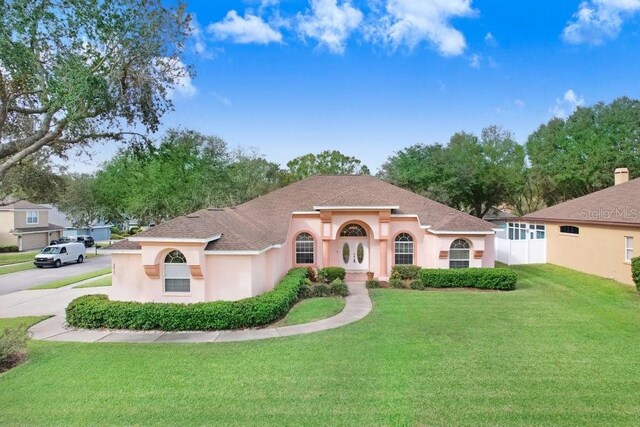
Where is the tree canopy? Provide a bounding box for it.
[286,150,369,181]
[0,0,192,192]
[380,125,526,218]
[527,96,640,205]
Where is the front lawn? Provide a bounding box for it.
[0,250,39,266]
[73,275,112,289]
[275,297,345,326]
[1,265,640,425]
[29,268,112,290]
[0,262,34,276]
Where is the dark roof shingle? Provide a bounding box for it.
[524,178,640,226]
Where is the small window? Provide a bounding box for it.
[625,237,634,262]
[60,247,67,254]
[295,233,314,264]
[560,225,580,235]
[508,223,528,240]
[394,233,414,265]
[26,211,39,225]
[340,224,367,237]
[164,250,190,293]
[449,239,470,269]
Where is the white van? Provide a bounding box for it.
[34,243,87,268]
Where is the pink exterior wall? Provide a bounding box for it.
[110,211,496,303]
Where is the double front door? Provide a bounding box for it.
[340,238,369,271]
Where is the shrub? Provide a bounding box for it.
[0,325,30,372]
[632,257,640,293]
[318,267,346,283]
[389,277,405,289]
[66,268,308,331]
[298,284,316,299]
[366,280,381,289]
[409,280,425,290]
[306,266,318,283]
[419,268,517,291]
[314,283,330,297]
[391,265,421,280]
[302,278,313,286]
[329,279,349,297]
[0,245,19,253]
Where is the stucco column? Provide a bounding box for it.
[322,240,330,268]
[380,239,388,277]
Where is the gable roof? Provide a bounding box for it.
[109,175,496,251]
[524,177,640,227]
[0,198,49,210]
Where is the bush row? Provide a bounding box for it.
[0,245,19,253]
[66,268,309,331]
[317,267,346,283]
[299,278,349,298]
[419,268,517,290]
[632,257,640,293]
[391,265,421,280]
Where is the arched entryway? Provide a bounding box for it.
[338,223,369,271]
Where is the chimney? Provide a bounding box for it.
[614,168,629,186]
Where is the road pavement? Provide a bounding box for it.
[0,253,112,296]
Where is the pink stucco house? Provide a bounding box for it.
[107,175,497,302]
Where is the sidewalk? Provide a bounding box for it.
[28,282,373,343]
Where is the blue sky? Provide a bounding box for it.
[72,0,640,172]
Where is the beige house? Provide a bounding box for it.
[0,200,64,251]
[510,168,638,285]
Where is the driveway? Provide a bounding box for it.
[0,254,112,296]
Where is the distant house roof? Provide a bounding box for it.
[483,208,517,222]
[109,175,496,252]
[524,178,640,227]
[0,198,49,210]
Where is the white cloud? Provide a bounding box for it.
[368,0,476,56]
[484,32,498,47]
[208,10,283,44]
[189,14,213,58]
[297,0,364,54]
[563,0,640,44]
[550,89,585,118]
[469,53,481,68]
[211,91,231,106]
[157,58,197,99]
[514,99,525,109]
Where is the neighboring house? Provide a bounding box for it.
[45,205,112,241]
[498,168,639,285]
[483,207,517,228]
[0,201,64,251]
[108,175,497,303]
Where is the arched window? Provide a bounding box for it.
[340,223,367,237]
[394,233,414,265]
[449,239,470,269]
[295,233,314,264]
[164,250,190,292]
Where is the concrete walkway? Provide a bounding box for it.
[28,282,372,343]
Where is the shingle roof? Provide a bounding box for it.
[0,198,49,210]
[108,175,496,251]
[524,177,640,227]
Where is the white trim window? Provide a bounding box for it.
[26,210,39,225]
[508,223,527,240]
[625,237,634,262]
[295,233,314,264]
[449,239,470,269]
[529,224,546,240]
[394,233,414,265]
[164,250,190,293]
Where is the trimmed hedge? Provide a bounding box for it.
[66,268,309,331]
[366,280,381,289]
[318,267,346,283]
[391,265,421,280]
[420,268,517,291]
[632,257,640,293]
[0,246,19,253]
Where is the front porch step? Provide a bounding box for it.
[344,272,368,282]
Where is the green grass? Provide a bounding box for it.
[0,316,47,332]
[29,268,112,290]
[0,262,34,276]
[2,265,640,425]
[73,275,112,289]
[275,297,345,326]
[0,251,39,266]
